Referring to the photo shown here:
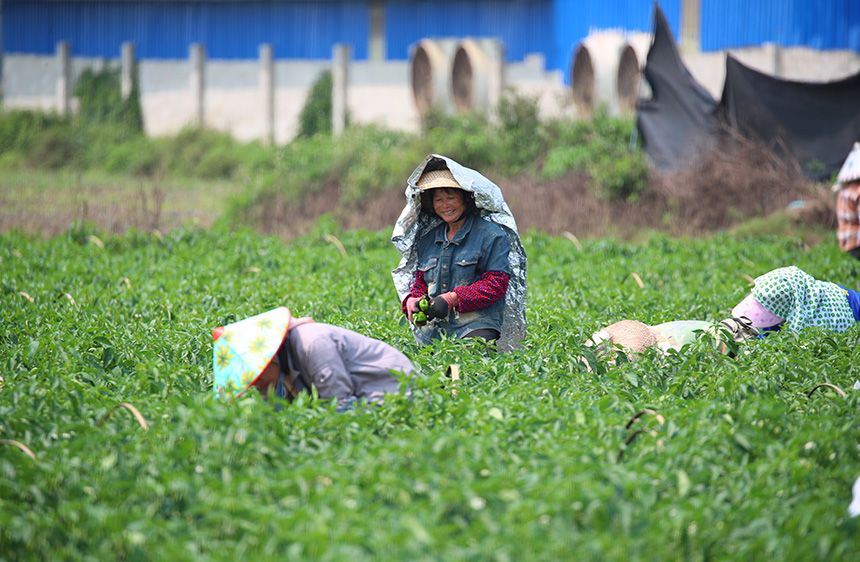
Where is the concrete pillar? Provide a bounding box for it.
[56,41,71,115]
[680,0,700,56]
[760,43,784,78]
[332,43,351,135]
[121,41,135,99]
[485,39,505,123]
[190,43,206,127]
[772,43,784,78]
[369,0,385,62]
[260,44,274,145]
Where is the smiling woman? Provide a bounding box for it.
[391,154,528,350]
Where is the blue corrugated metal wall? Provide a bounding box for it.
[2,1,370,59]
[2,1,858,65]
[701,0,860,51]
[385,0,553,62]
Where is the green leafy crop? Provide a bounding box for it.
[1,225,859,561]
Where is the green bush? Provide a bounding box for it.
[74,66,143,132]
[297,70,335,138]
[589,149,650,202]
[334,126,420,202]
[421,112,503,173]
[539,109,649,200]
[103,135,163,176]
[1,88,651,206]
[541,144,592,180]
[78,122,146,170]
[26,126,80,169]
[494,90,545,173]
[163,127,241,179]
[0,109,69,155]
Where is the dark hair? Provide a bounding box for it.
[420,187,477,218]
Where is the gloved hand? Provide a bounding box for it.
[405,296,422,323]
[406,295,430,326]
[427,292,457,320]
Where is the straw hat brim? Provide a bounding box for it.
[416,168,462,191]
[591,320,657,355]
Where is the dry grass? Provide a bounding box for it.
[0,139,836,242]
[0,169,229,236]
[650,130,830,234]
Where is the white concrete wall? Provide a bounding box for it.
[683,46,860,99]
[3,42,858,143]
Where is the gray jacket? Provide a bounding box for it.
[276,323,414,405]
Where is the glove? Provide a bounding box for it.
[406,295,430,325]
[427,292,457,320]
[405,296,422,323]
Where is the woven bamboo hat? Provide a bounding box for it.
[416,168,461,191]
[588,320,657,356]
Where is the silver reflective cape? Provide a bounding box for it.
[391,154,527,350]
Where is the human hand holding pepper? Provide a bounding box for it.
[427,292,458,320]
[405,296,423,323]
[407,296,431,326]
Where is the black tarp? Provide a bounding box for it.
[637,4,860,179]
[636,6,718,170]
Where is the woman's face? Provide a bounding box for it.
[253,361,280,400]
[432,188,466,225]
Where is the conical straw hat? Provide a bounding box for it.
[212,307,292,401]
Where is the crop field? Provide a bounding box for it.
[2,222,860,561]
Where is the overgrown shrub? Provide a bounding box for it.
[297,70,334,138]
[494,90,545,173]
[1,83,649,206]
[163,127,241,179]
[336,126,422,202]
[541,109,649,201]
[74,66,143,132]
[421,111,503,173]
[26,126,79,169]
[541,144,592,181]
[418,92,547,176]
[103,135,163,176]
[0,109,69,154]
[79,122,146,170]
[589,149,650,201]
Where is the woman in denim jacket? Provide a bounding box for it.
[391,155,527,350]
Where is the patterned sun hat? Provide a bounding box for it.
[749,266,855,333]
[212,307,292,400]
[833,141,860,191]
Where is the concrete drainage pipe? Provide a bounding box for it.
[617,32,653,114]
[452,38,504,115]
[410,38,457,118]
[570,31,627,118]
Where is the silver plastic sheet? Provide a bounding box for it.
[391,154,527,350]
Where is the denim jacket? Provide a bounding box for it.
[413,213,511,344]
